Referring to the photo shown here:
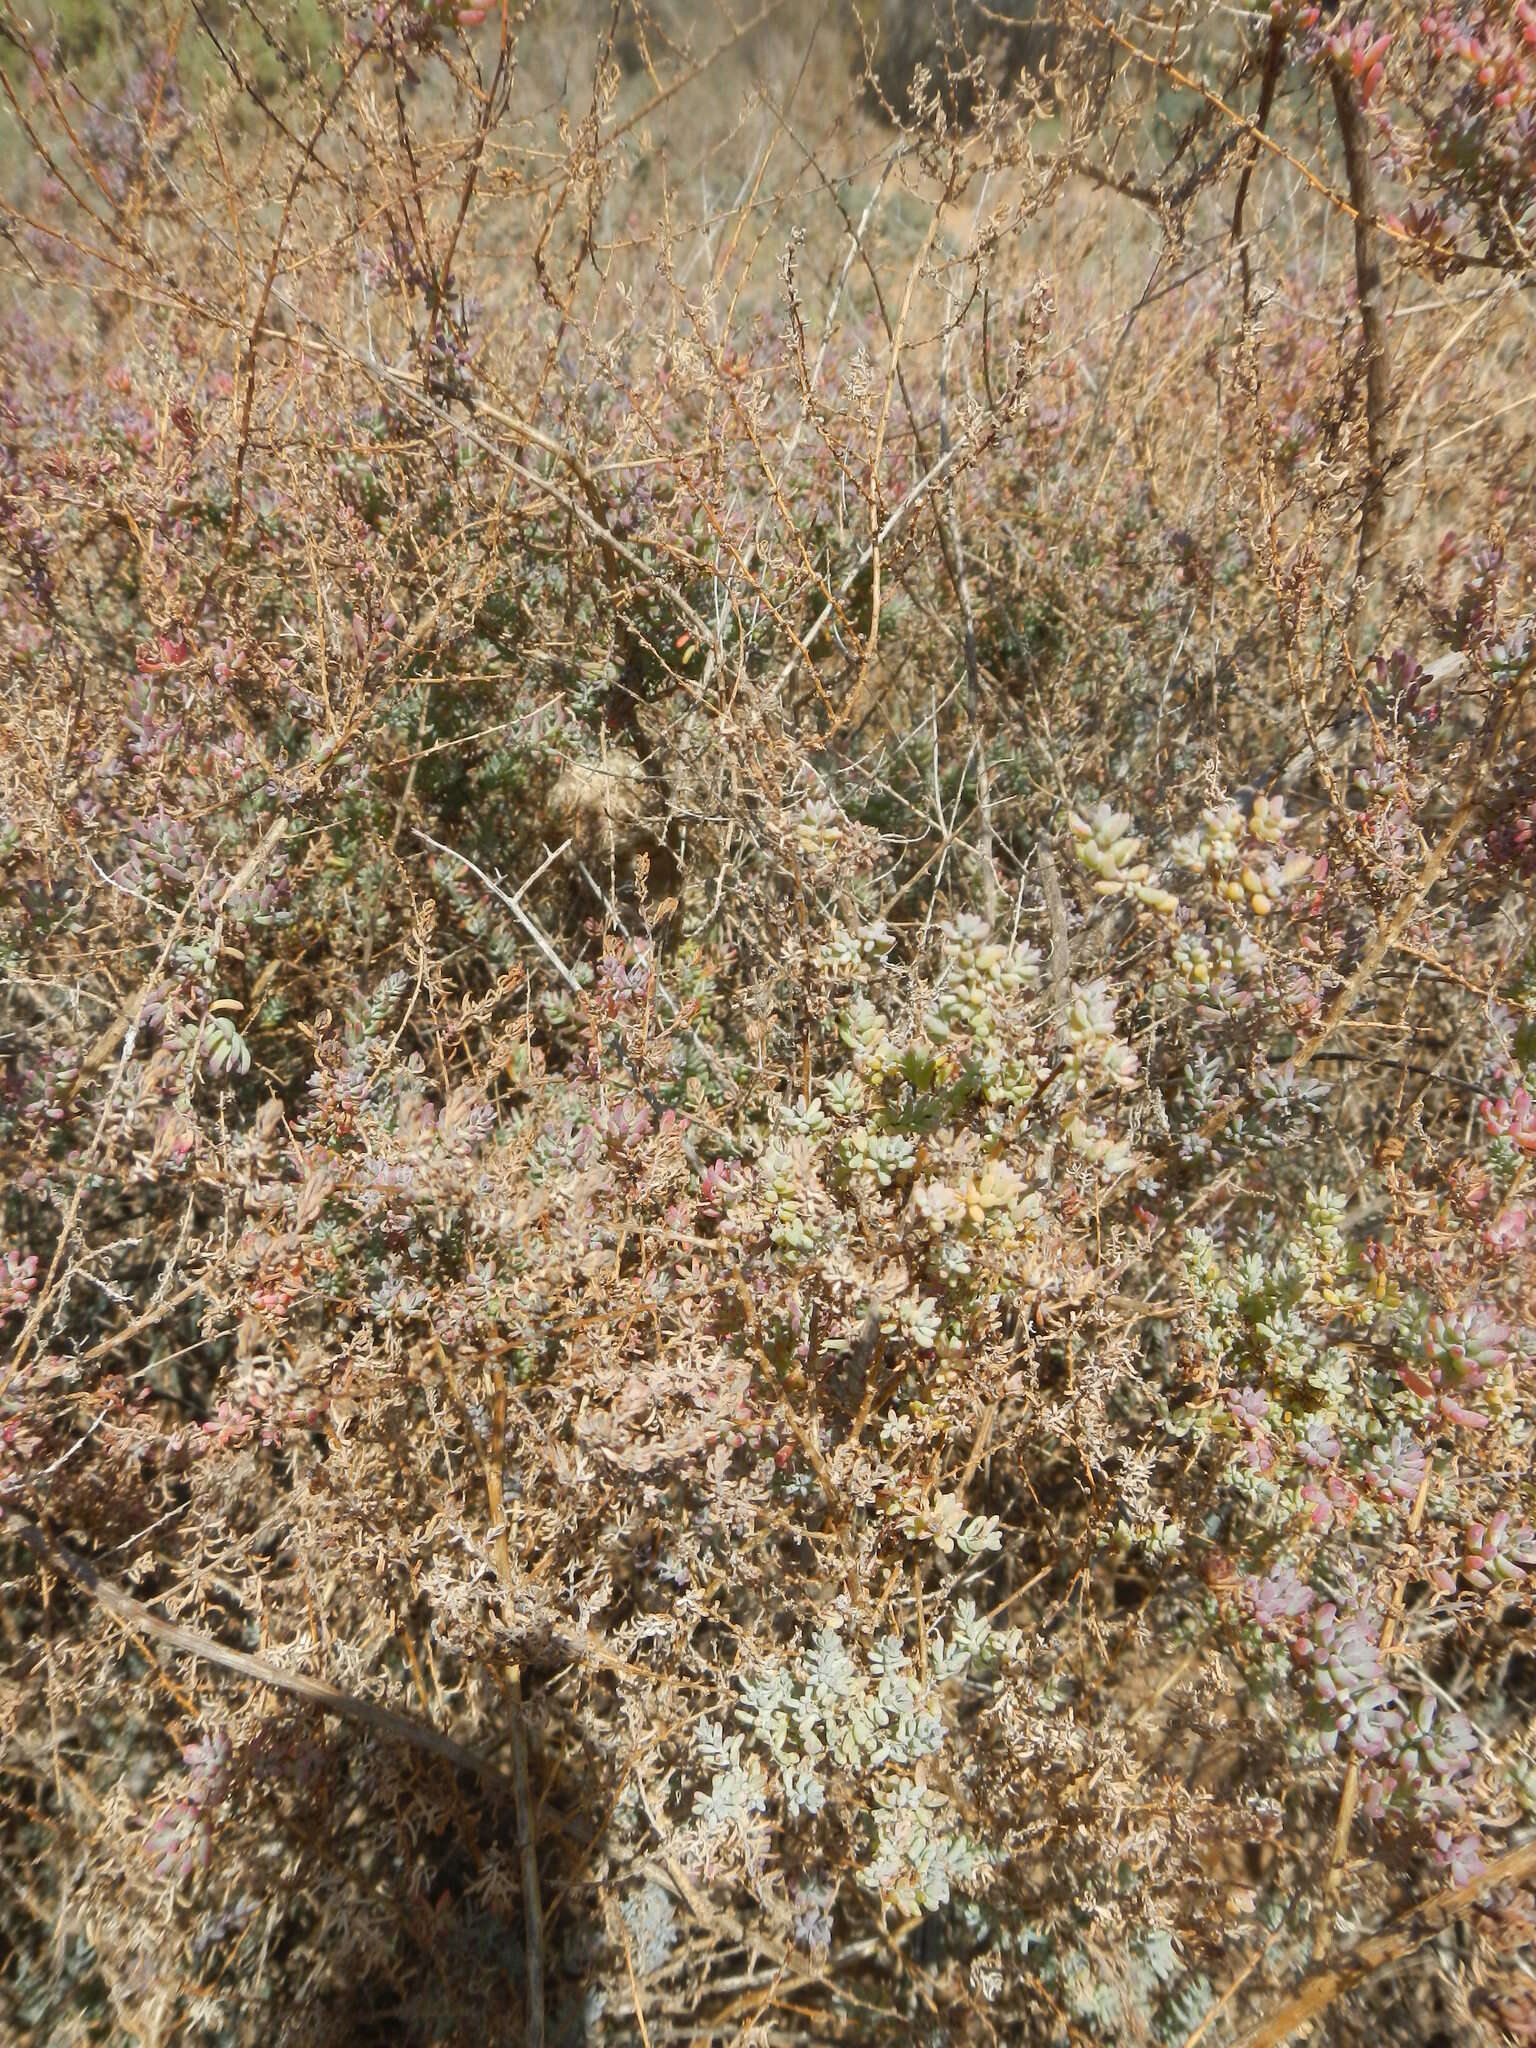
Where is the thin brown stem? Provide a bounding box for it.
[2,1508,512,1790]
[1329,66,1395,595]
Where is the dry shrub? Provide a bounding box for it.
[1,3,1534,2044]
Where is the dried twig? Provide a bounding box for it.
[414,829,578,994]
[1,1507,511,1791]
[1329,66,1396,593]
[1037,844,1071,1028]
[438,1337,545,2048]
[1230,1834,1536,2048]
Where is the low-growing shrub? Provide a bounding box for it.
[1,2,1533,2042]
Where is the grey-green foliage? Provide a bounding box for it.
[690,1600,1019,1915]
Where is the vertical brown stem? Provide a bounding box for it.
[938,303,996,926]
[1232,19,1287,324]
[483,1367,544,2048]
[1329,69,1395,595]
